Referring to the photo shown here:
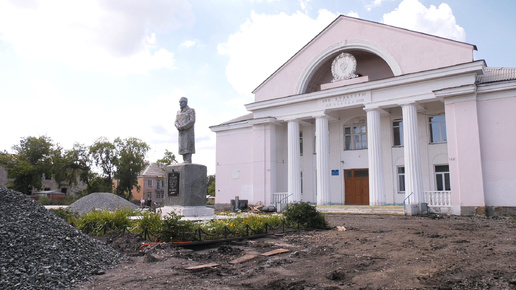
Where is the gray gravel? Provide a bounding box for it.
[68,192,138,215]
[0,186,126,289]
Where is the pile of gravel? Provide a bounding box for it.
[68,192,138,215]
[0,186,126,289]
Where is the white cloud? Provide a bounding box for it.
[347,11,360,18]
[180,40,197,48]
[382,0,466,42]
[366,0,385,11]
[0,0,194,74]
[217,9,337,95]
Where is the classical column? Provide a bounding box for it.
[287,120,301,202]
[315,116,330,205]
[401,103,424,204]
[366,108,386,206]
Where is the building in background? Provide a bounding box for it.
[210,15,516,216]
[131,162,165,204]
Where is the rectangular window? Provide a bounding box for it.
[299,131,303,156]
[397,167,405,193]
[429,115,447,143]
[300,171,303,194]
[435,165,451,191]
[147,180,153,188]
[147,192,152,198]
[156,180,161,189]
[344,125,367,150]
[393,120,404,146]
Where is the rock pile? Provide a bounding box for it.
[68,192,138,215]
[0,186,126,289]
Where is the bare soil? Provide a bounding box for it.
[75,214,516,289]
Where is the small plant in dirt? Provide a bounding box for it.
[283,202,329,229]
[51,208,79,225]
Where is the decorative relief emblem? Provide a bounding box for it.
[331,52,358,82]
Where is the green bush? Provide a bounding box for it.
[76,209,134,235]
[137,211,162,238]
[51,208,79,225]
[283,202,329,229]
[37,196,51,205]
[158,212,195,242]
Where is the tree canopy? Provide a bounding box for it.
[1,135,155,199]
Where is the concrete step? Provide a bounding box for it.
[316,205,404,215]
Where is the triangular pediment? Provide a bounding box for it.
[253,15,476,102]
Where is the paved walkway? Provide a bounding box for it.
[316,205,404,215]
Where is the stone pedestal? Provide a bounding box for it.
[163,163,214,218]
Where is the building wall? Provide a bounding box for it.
[215,127,254,204]
[477,95,516,206]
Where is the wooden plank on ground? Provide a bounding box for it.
[185,263,219,270]
[260,249,290,256]
[229,254,258,264]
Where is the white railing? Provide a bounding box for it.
[272,192,288,204]
[424,191,451,207]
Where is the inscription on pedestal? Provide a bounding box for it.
[168,171,180,196]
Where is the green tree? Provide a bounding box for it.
[207,174,215,197]
[0,136,57,194]
[114,137,150,200]
[156,149,177,169]
[89,137,117,192]
[52,143,92,192]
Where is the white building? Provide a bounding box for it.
[210,16,516,216]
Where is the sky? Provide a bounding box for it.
[0,0,515,175]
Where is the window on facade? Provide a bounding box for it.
[300,171,303,194]
[429,115,447,143]
[147,180,153,188]
[435,165,451,191]
[299,131,303,156]
[156,180,161,189]
[397,167,405,193]
[344,124,367,150]
[393,120,404,146]
[147,192,152,198]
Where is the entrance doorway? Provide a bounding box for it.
[344,169,369,205]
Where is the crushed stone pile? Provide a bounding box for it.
[68,192,138,215]
[0,186,126,289]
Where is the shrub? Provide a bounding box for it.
[76,209,134,235]
[51,208,79,225]
[283,202,329,229]
[137,211,162,238]
[37,196,51,205]
[158,212,195,242]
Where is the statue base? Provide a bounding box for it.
[164,163,214,218]
[161,205,214,218]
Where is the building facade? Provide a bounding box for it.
[131,162,165,204]
[210,16,516,216]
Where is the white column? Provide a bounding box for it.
[402,103,424,204]
[315,116,330,205]
[287,120,301,202]
[366,108,386,206]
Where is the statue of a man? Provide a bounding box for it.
[175,97,195,163]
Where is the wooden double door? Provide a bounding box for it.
[344,169,369,205]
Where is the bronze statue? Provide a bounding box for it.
[175,97,195,163]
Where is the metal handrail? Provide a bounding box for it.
[403,192,414,216]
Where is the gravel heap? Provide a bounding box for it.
[0,186,126,289]
[68,192,138,215]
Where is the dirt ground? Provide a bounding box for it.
[75,214,516,289]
